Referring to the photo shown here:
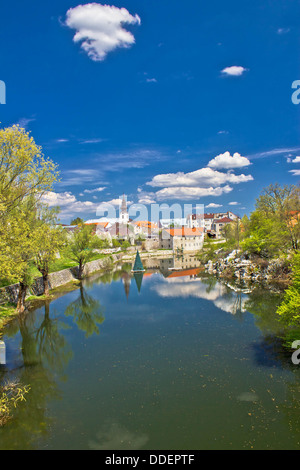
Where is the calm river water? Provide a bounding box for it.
[0,258,300,450]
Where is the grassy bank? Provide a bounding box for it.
[0,252,111,324]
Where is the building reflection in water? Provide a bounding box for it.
[0,340,5,365]
[121,254,249,316]
[120,255,202,299]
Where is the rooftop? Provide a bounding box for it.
[164,227,204,237]
[214,217,233,224]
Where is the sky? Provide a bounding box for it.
[0,0,299,223]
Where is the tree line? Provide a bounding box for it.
[0,125,104,313]
[220,183,300,346]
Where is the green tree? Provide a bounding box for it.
[34,212,65,296]
[66,225,101,279]
[277,253,300,328]
[0,125,58,216]
[70,217,84,226]
[0,125,59,312]
[241,184,300,257]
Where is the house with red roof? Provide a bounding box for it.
[212,216,234,238]
[160,227,204,252]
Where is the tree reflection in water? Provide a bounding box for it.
[0,300,73,449]
[64,284,105,338]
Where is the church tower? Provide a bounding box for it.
[120,194,129,224]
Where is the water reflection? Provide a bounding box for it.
[0,285,104,449]
[1,257,300,450]
[0,302,72,449]
[89,421,149,450]
[133,272,144,293]
[153,272,248,316]
[0,341,5,365]
[65,285,105,338]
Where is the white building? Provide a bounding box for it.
[186,214,204,229]
[160,227,204,252]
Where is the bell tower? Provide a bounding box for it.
[120,194,129,224]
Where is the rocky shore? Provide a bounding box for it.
[204,250,291,290]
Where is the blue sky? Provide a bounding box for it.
[0,0,299,223]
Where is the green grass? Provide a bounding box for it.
[0,253,108,288]
[0,302,18,327]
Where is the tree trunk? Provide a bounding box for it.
[43,273,50,296]
[16,282,27,314]
[78,261,84,280]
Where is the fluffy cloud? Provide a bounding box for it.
[138,195,156,204]
[144,151,253,201]
[65,3,141,61]
[206,203,223,208]
[42,191,76,207]
[42,191,99,219]
[147,166,253,188]
[290,169,300,176]
[292,156,300,163]
[154,185,233,201]
[208,151,251,169]
[221,66,247,76]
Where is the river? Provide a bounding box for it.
[0,257,299,450]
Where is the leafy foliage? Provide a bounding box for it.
[277,253,300,327]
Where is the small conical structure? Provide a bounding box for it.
[134,272,143,293]
[132,250,145,272]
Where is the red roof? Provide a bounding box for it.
[204,213,215,219]
[164,227,203,237]
[214,217,233,224]
[168,268,201,278]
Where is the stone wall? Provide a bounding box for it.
[0,254,122,305]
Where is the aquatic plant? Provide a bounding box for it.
[0,381,30,426]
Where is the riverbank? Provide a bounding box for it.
[0,248,176,326]
[204,249,292,291]
[0,252,125,325]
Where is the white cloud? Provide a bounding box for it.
[154,185,233,201]
[15,117,36,129]
[290,169,300,176]
[138,194,156,204]
[65,3,141,62]
[61,168,101,186]
[42,191,77,207]
[97,198,133,208]
[41,191,99,219]
[208,151,251,169]
[80,138,105,144]
[228,201,240,206]
[248,147,300,160]
[292,156,300,163]
[147,166,253,188]
[221,66,247,76]
[206,203,223,208]
[83,186,106,194]
[42,191,98,221]
[41,191,133,221]
[277,27,290,35]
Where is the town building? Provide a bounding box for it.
[133,220,159,238]
[212,216,234,238]
[160,227,204,252]
[186,213,204,229]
